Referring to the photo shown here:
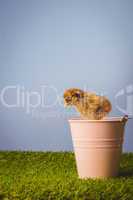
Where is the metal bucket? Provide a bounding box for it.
[69,116,128,178]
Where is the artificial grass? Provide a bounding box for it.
[0,152,133,200]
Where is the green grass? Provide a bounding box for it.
[0,152,133,200]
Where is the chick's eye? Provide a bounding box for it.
[74,93,80,98]
[65,97,71,102]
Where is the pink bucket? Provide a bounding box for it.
[69,116,128,179]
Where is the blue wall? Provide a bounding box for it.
[0,0,133,151]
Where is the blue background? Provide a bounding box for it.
[0,0,133,151]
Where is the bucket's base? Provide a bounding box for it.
[78,170,118,179]
[78,174,118,179]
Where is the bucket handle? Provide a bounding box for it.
[120,115,133,122]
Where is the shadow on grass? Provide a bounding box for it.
[0,194,5,200]
[119,168,133,178]
[118,154,133,178]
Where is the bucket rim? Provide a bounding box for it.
[68,116,129,123]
